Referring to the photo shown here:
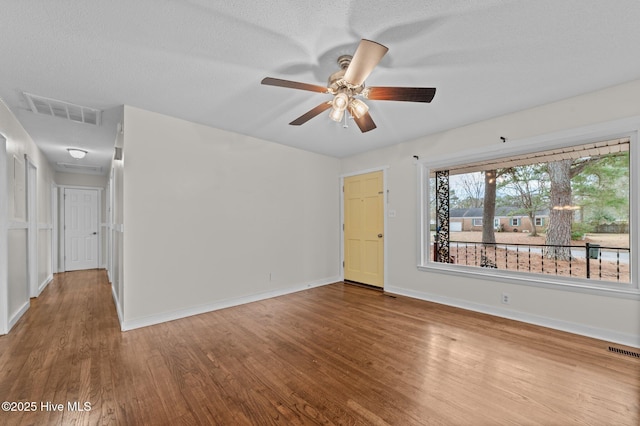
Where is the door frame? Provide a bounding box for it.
[106,170,114,282]
[0,135,8,334]
[339,166,389,288]
[51,184,58,273]
[25,155,38,298]
[60,185,102,272]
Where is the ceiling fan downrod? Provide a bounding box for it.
[337,55,352,70]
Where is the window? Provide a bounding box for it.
[419,118,638,296]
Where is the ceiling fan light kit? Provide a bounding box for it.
[329,106,345,122]
[332,92,349,110]
[348,98,369,119]
[261,39,436,133]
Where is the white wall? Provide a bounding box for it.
[0,98,56,333]
[55,172,108,188]
[341,79,640,347]
[120,106,340,329]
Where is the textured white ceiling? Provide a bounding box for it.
[2,0,640,175]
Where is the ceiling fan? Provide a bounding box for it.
[261,39,436,133]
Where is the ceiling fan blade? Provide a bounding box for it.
[261,77,328,94]
[366,87,436,103]
[352,111,377,133]
[289,102,333,126]
[343,39,389,87]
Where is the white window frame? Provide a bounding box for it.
[472,218,483,226]
[535,217,544,226]
[510,217,521,227]
[417,117,639,299]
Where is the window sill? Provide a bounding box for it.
[418,262,640,300]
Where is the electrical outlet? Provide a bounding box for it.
[501,292,510,304]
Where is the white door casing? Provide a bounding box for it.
[64,188,99,271]
[0,135,7,333]
[26,157,38,297]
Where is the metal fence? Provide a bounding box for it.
[434,241,630,283]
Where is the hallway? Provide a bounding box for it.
[0,270,119,424]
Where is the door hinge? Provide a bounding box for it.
[342,261,344,267]
[342,223,344,231]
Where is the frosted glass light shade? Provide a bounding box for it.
[329,107,345,122]
[67,148,87,159]
[332,92,349,111]
[348,98,369,118]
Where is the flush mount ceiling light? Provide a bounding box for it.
[67,148,87,159]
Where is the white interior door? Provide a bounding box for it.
[64,188,99,271]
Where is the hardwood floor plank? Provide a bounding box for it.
[0,271,638,425]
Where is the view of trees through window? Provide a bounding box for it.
[429,139,631,284]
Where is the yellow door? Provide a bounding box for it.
[344,171,384,287]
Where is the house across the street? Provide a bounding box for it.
[449,207,550,233]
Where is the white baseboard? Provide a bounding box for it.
[385,285,640,349]
[8,300,30,331]
[121,276,340,331]
[37,274,53,296]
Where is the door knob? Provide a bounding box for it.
[378,233,383,238]
[92,232,97,235]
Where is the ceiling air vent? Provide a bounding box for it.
[24,92,102,126]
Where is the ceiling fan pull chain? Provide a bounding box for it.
[343,110,349,128]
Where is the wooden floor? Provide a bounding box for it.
[1,271,638,425]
